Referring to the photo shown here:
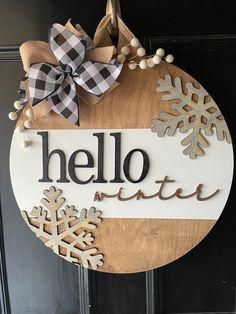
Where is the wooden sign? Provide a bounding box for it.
[8,15,233,273]
[10,62,233,273]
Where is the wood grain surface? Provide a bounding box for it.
[18,61,217,273]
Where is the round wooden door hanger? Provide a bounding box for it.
[9,16,233,273]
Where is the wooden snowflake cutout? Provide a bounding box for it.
[21,186,103,270]
[152,74,232,159]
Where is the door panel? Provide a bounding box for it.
[89,272,147,314]
[0,62,83,314]
[148,37,236,313]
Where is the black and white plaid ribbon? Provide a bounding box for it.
[19,23,123,125]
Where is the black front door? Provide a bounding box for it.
[1,1,236,313]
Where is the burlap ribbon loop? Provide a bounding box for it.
[94,14,135,49]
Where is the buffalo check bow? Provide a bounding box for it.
[19,23,123,125]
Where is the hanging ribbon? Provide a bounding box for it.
[19,23,123,125]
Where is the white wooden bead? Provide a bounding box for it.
[147,58,155,68]
[137,47,146,57]
[21,140,31,148]
[152,55,162,65]
[139,60,148,70]
[121,46,130,56]
[156,48,165,57]
[8,111,18,120]
[16,125,25,133]
[24,120,33,129]
[165,54,174,63]
[117,53,126,63]
[26,108,34,118]
[128,62,137,70]
[130,37,140,48]
[14,100,23,110]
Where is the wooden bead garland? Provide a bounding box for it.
[137,47,146,57]
[14,100,23,110]
[153,55,162,65]
[128,62,137,70]
[156,48,165,57]
[116,37,174,70]
[121,46,130,56]
[147,58,155,68]
[165,54,174,63]
[26,108,34,118]
[24,120,33,129]
[139,59,148,70]
[8,100,34,148]
[8,111,18,120]
[130,37,140,48]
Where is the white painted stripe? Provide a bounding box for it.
[10,129,233,220]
